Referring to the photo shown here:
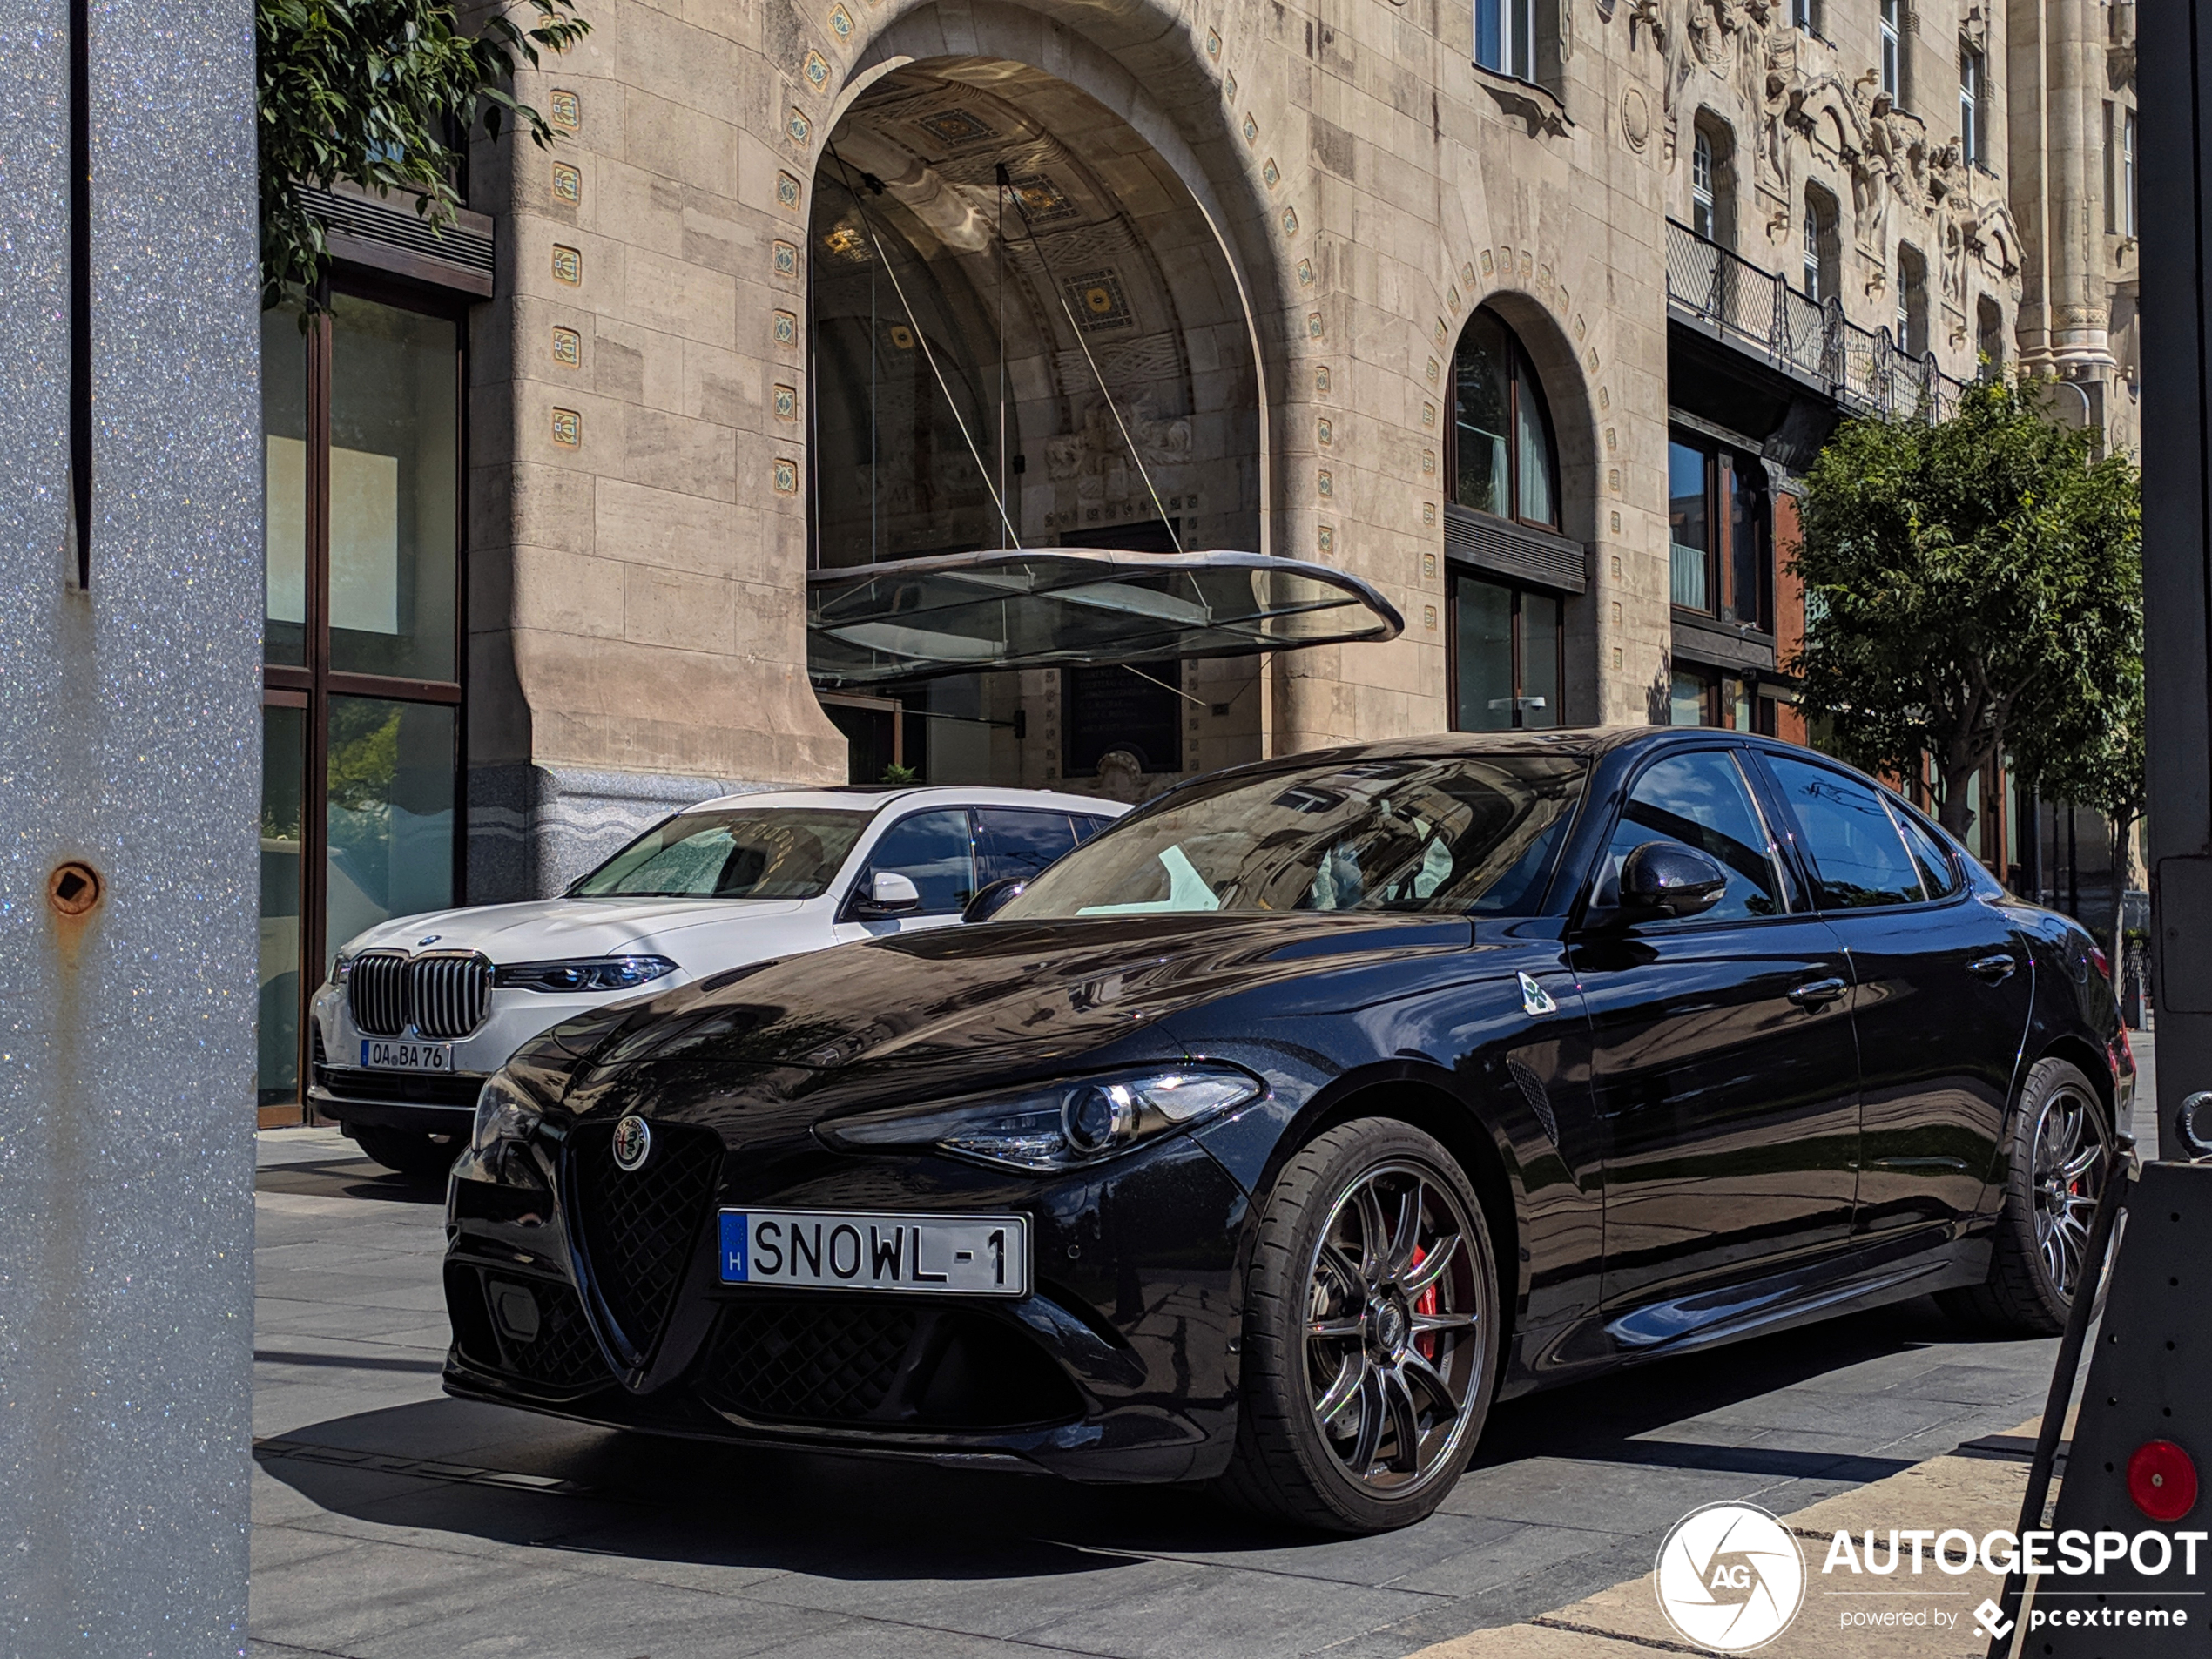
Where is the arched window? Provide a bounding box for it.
[1896,245,1928,355]
[1802,187,1839,303]
[1450,307,1559,530]
[1691,132,1716,240]
[1977,295,2006,377]
[1689,116,1737,248]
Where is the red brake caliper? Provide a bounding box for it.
[1410,1244,1438,1359]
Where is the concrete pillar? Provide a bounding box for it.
[0,0,260,1647]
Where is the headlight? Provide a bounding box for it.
[819,1065,1264,1173]
[471,1072,543,1158]
[495,955,679,994]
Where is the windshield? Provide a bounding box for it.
[999,753,1587,920]
[570,807,873,900]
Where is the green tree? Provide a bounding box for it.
[258,0,588,314]
[1788,377,2141,843]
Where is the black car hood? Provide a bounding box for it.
[563,912,1477,1091]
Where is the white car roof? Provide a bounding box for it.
[682,785,1133,818]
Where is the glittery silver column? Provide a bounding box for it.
[0,0,260,1647]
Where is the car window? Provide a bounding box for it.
[1599,750,1786,922]
[855,809,976,915]
[1889,803,1960,898]
[1765,755,1925,908]
[1074,815,1113,842]
[976,809,1079,886]
[571,807,873,900]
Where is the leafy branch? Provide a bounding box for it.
[258,0,589,314]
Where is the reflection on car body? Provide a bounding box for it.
[442,729,2129,1534]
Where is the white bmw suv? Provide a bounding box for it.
[308,786,1124,1176]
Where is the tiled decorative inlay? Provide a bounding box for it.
[774,384,798,420]
[1262,157,1279,188]
[550,163,581,205]
[1607,467,1622,492]
[1307,312,1324,339]
[1318,524,1335,553]
[773,310,799,346]
[1241,112,1258,144]
[1421,449,1436,475]
[1298,258,1314,286]
[1425,357,1439,383]
[1610,510,1622,533]
[1206,28,1221,57]
[915,108,996,145]
[1480,249,1494,275]
[787,107,812,145]
[550,408,581,447]
[1317,469,1332,497]
[551,245,581,285]
[1423,502,1436,526]
[1424,604,1438,631]
[549,90,580,131]
[1280,206,1298,237]
[1447,285,1461,313]
[773,458,799,494]
[1317,417,1332,445]
[550,327,581,368]
[804,50,832,91]
[1225,70,1237,101]
[829,2,854,40]
[1315,364,1331,393]
[1064,269,1134,331]
[1421,401,1435,428]
[772,239,799,277]
[1423,552,1437,577]
[778,171,802,210]
[1008,174,1077,222]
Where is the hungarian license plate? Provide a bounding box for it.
[361,1039,455,1072]
[718,1209,1028,1297]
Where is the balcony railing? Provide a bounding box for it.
[1665,219,1970,422]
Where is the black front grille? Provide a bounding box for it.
[347,951,493,1038]
[701,1301,1084,1431]
[568,1122,721,1358]
[314,1066,483,1109]
[445,1264,610,1393]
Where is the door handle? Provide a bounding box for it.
[1967,953,2018,982]
[1787,977,1849,1008]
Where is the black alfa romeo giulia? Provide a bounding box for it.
[442,729,2132,1532]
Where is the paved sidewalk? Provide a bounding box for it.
[248,1117,2094,1659]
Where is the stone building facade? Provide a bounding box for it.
[253,0,2139,1113]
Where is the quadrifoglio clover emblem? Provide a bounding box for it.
[610,1114,652,1172]
[1653,1501,1807,1651]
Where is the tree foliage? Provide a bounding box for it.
[258,0,588,314]
[1788,378,2141,840]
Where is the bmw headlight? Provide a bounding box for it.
[329,948,360,986]
[819,1065,1264,1173]
[471,1071,544,1159]
[496,955,679,994]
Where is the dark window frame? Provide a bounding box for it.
[261,272,469,1119]
[1445,307,1563,534]
[1446,569,1566,732]
[1667,427,1771,632]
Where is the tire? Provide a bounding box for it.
[1939,1057,2114,1336]
[1216,1117,1501,1534]
[350,1124,462,1184]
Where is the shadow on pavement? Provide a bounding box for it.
[257,1294,2048,1574]
[255,1158,446,1204]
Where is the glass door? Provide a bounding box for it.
[258,287,465,1124]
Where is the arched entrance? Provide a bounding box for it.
[805,59,1269,792]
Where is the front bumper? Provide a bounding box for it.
[442,1123,1251,1483]
[307,979,670,1135]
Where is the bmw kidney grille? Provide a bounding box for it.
[348,951,493,1039]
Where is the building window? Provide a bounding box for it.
[258,292,465,1118]
[1978,295,2006,374]
[1669,668,1777,732]
[1880,0,1902,101]
[1692,131,1716,240]
[1803,187,1840,303]
[1669,431,1770,630]
[1897,246,1928,355]
[2124,109,2138,237]
[1450,307,1561,531]
[1792,0,1819,32]
[1959,44,1986,169]
[1450,572,1562,731]
[1475,0,1536,81]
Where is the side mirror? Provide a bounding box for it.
[962,877,1026,925]
[1618,841,1729,921]
[848,869,921,920]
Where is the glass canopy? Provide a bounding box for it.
[807,548,1405,689]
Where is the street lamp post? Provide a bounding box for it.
[0,0,261,1649]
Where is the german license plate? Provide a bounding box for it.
[718,1209,1028,1297]
[361,1039,455,1072]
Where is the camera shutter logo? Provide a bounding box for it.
[611,1115,652,1173]
[1652,1501,1805,1651]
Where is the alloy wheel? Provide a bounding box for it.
[1302,1159,1487,1496]
[2031,1083,2109,1301]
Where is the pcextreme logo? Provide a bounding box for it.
[1653,1502,1807,1651]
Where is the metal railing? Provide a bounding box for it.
[1665,219,1970,422]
